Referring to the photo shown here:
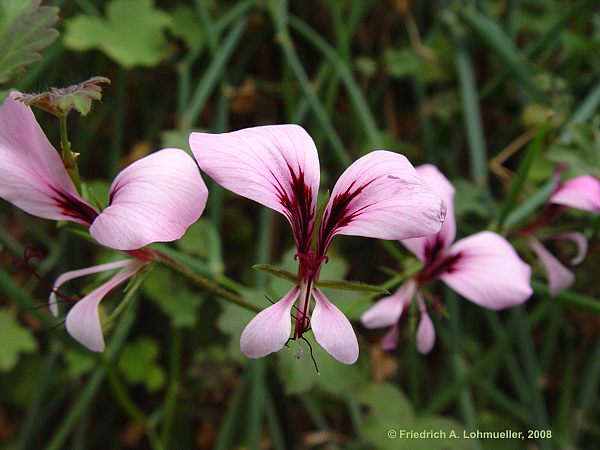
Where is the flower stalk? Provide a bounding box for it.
[59,114,81,193]
[153,249,261,313]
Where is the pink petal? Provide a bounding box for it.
[361,280,416,329]
[0,92,97,225]
[65,260,143,352]
[440,231,533,309]
[402,164,456,261]
[89,148,207,250]
[190,125,320,253]
[415,293,435,354]
[240,286,300,358]
[319,151,445,251]
[381,323,400,351]
[311,289,359,364]
[529,238,574,296]
[550,231,588,265]
[550,175,600,212]
[49,259,132,316]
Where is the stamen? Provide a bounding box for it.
[301,337,320,374]
[37,319,66,339]
[13,246,81,306]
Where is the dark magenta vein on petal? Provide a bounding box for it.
[50,187,99,226]
[317,179,375,256]
[270,163,315,256]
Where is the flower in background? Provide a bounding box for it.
[524,174,600,296]
[0,92,208,351]
[189,125,446,364]
[361,165,532,354]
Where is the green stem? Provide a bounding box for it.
[424,300,552,415]
[473,379,531,425]
[512,307,552,450]
[342,273,406,315]
[46,296,139,450]
[484,311,530,404]
[288,15,382,148]
[15,342,60,450]
[181,17,249,128]
[154,251,261,312]
[573,334,600,444]
[99,354,147,425]
[59,114,81,192]
[109,68,127,177]
[298,396,328,430]
[270,0,351,168]
[161,327,182,447]
[98,354,165,450]
[214,373,249,450]
[532,280,600,314]
[446,293,482,449]
[445,11,488,188]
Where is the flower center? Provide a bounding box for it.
[294,250,329,281]
[416,251,462,285]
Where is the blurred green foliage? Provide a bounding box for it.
[64,0,171,68]
[0,0,599,449]
[0,310,37,372]
[0,0,58,85]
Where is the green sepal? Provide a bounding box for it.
[316,279,390,294]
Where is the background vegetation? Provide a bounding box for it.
[1,0,599,449]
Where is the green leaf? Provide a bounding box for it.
[497,122,552,230]
[118,336,166,392]
[17,76,110,117]
[386,48,421,79]
[143,266,204,328]
[64,0,171,68]
[0,0,58,84]
[161,128,194,153]
[355,56,377,77]
[459,8,546,103]
[216,288,268,362]
[175,219,224,277]
[0,310,37,372]
[359,383,475,450]
[63,348,95,378]
[277,340,368,395]
[168,5,203,50]
[176,219,222,267]
[452,179,489,219]
[267,247,365,320]
[81,179,111,211]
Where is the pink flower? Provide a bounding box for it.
[361,165,532,354]
[524,174,599,296]
[550,175,600,212]
[189,125,446,364]
[0,92,208,351]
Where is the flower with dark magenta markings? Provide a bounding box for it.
[0,92,208,351]
[526,174,600,295]
[361,165,532,354]
[189,124,446,364]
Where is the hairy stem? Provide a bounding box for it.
[59,114,81,193]
[152,250,260,313]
